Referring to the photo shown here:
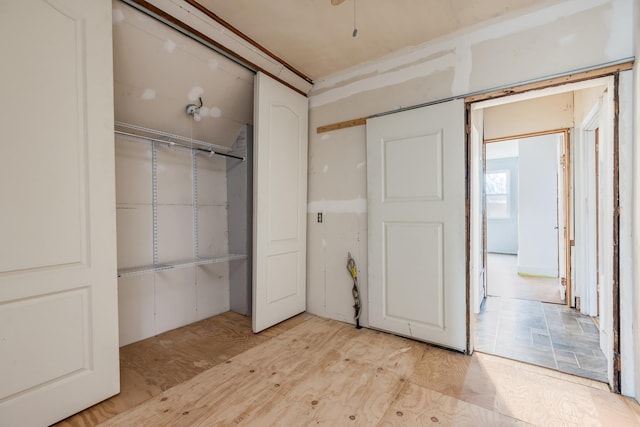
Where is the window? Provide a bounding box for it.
[486,170,510,219]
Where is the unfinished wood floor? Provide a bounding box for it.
[60,313,640,427]
[55,312,308,426]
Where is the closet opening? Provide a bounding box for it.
[113,1,255,348]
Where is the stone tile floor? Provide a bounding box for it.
[475,296,608,382]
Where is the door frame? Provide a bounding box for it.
[465,73,622,392]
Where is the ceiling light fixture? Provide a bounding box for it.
[186,97,203,122]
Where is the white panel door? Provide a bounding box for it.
[253,72,308,332]
[367,100,466,351]
[0,1,119,426]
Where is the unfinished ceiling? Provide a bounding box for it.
[113,1,254,147]
[195,0,567,80]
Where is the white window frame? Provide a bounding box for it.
[486,169,510,220]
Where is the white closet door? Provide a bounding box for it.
[0,1,119,426]
[252,73,308,332]
[367,100,467,351]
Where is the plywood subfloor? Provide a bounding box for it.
[61,311,640,426]
[55,311,310,426]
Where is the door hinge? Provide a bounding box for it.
[560,155,566,168]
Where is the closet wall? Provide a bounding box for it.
[112,0,253,346]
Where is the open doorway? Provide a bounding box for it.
[469,76,617,386]
[484,134,565,304]
[477,132,607,382]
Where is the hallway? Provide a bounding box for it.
[477,253,606,382]
[476,297,607,382]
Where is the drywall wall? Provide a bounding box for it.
[228,126,253,316]
[113,1,253,345]
[133,0,312,94]
[486,139,519,159]
[306,126,369,325]
[483,92,574,140]
[307,0,633,330]
[112,1,253,147]
[486,157,519,255]
[115,137,231,346]
[517,135,560,277]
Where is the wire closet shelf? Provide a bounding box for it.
[114,121,247,278]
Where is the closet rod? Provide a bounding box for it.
[114,130,245,161]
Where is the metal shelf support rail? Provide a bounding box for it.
[152,141,159,266]
[192,150,200,260]
[115,123,247,278]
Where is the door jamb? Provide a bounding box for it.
[464,73,621,393]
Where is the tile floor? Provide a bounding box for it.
[476,296,608,382]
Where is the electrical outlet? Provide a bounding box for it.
[317,212,323,223]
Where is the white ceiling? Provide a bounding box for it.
[196,0,565,80]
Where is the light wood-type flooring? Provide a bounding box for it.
[487,253,563,304]
[58,312,640,426]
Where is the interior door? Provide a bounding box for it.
[252,72,308,333]
[0,1,119,426]
[367,100,467,351]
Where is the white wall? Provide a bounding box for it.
[115,139,232,346]
[517,135,560,277]
[486,139,519,159]
[307,0,633,329]
[484,93,574,140]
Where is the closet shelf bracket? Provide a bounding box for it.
[117,254,248,278]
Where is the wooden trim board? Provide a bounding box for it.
[612,73,621,393]
[464,61,633,103]
[184,0,313,84]
[317,117,367,133]
[484,128,569,144]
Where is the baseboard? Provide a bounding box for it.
[516,265,558,278]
